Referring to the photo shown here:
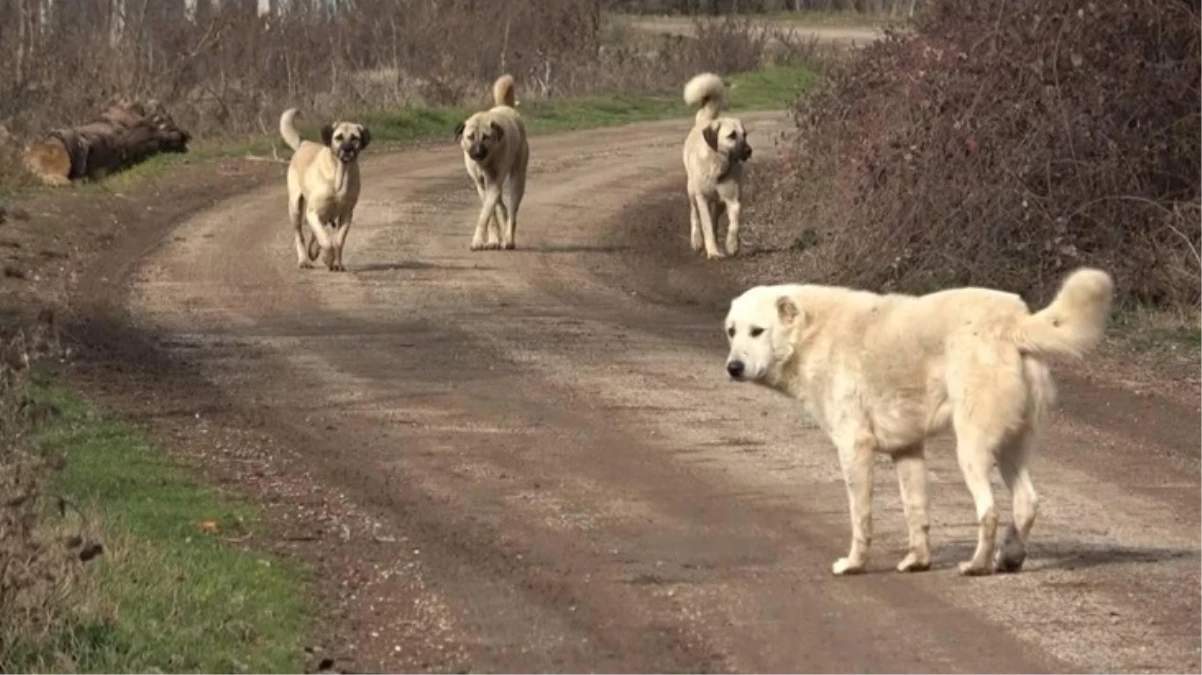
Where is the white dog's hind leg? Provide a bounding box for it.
[832,428,876,575]
[996,433,1038,573]
[893,444,932,572]
[952,420,1000,576]
[724,198,741,256]
[693,193,724,260]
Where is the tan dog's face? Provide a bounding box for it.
[454,114,504,162]
[702,118,752,162]
[724,286,799,383]
[321,122,371,163]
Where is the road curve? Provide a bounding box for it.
[119,115,1199,673]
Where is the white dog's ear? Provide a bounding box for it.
[453,121,466,141]
[702,123,719,152]
[320,124,335,147]
[776,295,801,325]
[490,121,504,141]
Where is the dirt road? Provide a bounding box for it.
[625,16,885,46]
[89,115,1197,672]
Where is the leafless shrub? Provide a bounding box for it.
[0,312,99,668]
[0,1,811,146]
[764,0,1200,309]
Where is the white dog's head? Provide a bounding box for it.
[320,121,371,163]
[724,285,803,385]
[454,113,505,163]
[703,117,752,163]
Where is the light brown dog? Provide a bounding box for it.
[725,268,1114,576]
[683,73,752,260]
[280,109,370,271]
[454,75,530,251]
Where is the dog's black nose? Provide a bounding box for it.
[727,360,745,378]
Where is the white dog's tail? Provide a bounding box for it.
[684,72,727,124]
[1010,268,1114,360]
[493,74,517,108]
[279,108,303,151]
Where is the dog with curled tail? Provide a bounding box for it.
[683,72,752,260]
[280,108,370,271]
[454,74,530,251]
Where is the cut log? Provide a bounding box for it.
[21,98,192,185]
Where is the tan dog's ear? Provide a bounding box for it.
[320,124,335,147]
[359,126,371,149]
[776,295,801,325]
[453,121,466,141]
[702,123,719,152]
[490,121,504,142]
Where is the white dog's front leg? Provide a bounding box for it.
[688,189,703,252]
[305,209,335,269]
[693,194,724,260]
[331,214,352,272]
[724,199,742,257]
[832,428,876,575]
[471,186,502,251]
[490,199,508,248]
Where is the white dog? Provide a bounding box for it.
[724,269,1114,576]
[454,74,529,251]
[682,73,752,260]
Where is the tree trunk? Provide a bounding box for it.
[21,99,191,185]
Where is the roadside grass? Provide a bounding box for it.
[1108,304,1202,361]
[62,64,816,194]
[4,380,310,673]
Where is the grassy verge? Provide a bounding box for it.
[5,379,310,673]
[80,65,816,193]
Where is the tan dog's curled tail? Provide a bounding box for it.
[279,108,303,151]
[684,73,727,124]
[1011,267,1114,360]
[493,75,517,108]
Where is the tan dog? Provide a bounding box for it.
[454,75,530,251]
[683,73,752,260]
[724,268,1114,576]
[280,109,370,271]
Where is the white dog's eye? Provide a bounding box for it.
[727,131,738,140]
[727,326,736,338]
[750,327,764,337]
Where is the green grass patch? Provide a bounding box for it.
[6,381,311,673]
[52,64,816,194]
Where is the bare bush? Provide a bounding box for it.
[0,313,100,669]
[766,0,1200,309]
[0,1,810,144]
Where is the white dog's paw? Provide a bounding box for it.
[502,240,516,250]
[957,560,993,577]
[726,237,740,257]
[705,250,727,261]
[831,557,865,576]
[470,239,487,251]
[896,551,931,573]
[297,260,313,270]
[690,233,704,252]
